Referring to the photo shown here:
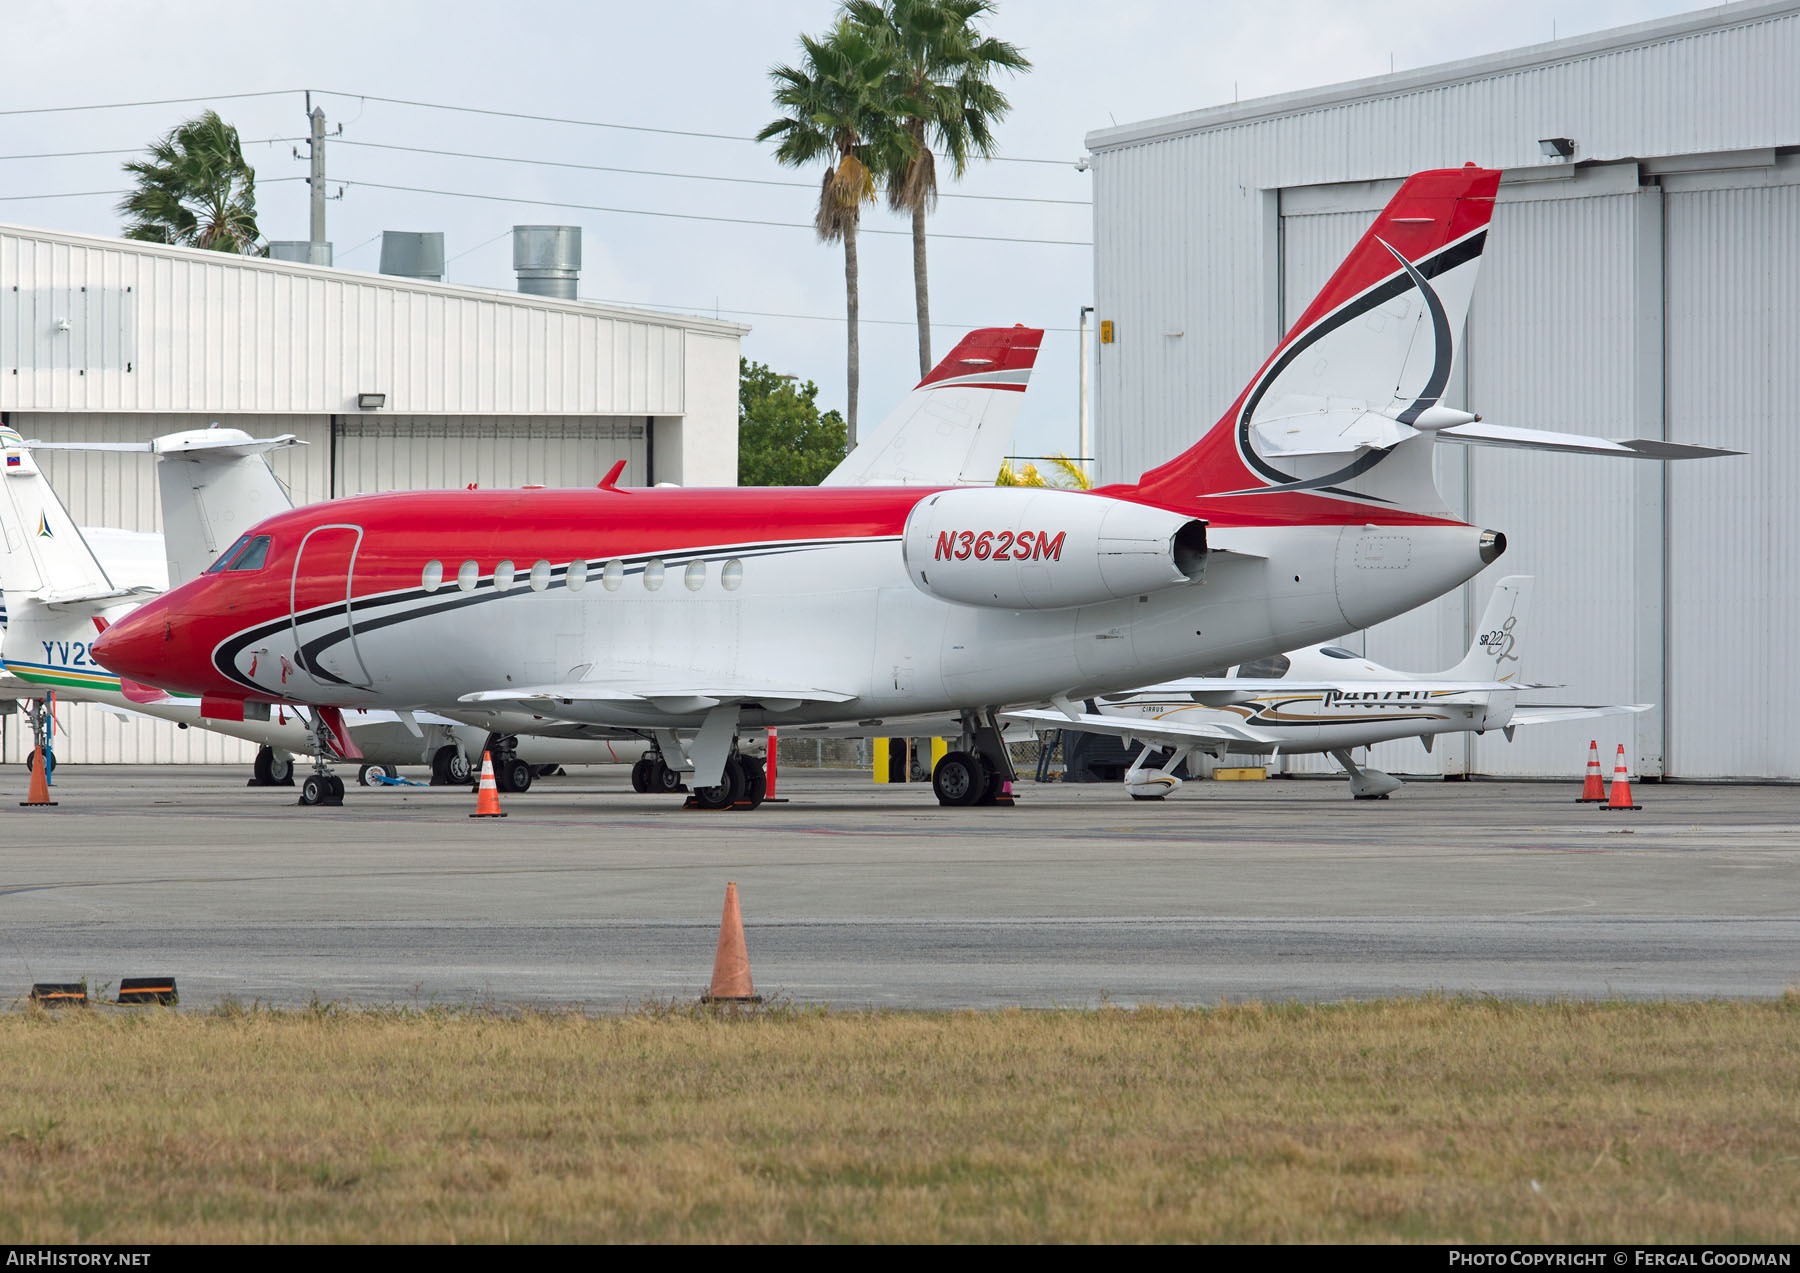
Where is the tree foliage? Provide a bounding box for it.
[117,110,261,254]
[738,358,850,486]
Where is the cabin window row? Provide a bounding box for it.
[419,557,745,595]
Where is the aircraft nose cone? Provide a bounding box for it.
[91,602,173,683]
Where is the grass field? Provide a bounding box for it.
[1,997,1796,1243]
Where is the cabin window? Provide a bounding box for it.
[721,558,744,591]
[1236,654,1291,679]
[494,559,516,592]
[643,558,665,591]
[529,560,551,592]
[421,560,444,592]
[457,560,479,592]
[1320,646,1358,659]
[567,559,588,592]
[684,560,706,591]
[601,559,623,591]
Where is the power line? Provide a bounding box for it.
[332,138,1091,207]
[0,90,299,117]
[0,138,305,163]
[310,89,1081,167]
[0,176,307,202]
[338,177,1091,246]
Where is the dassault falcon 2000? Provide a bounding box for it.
[92,166,1726,811]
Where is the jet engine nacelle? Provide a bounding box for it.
[902,486,1207,610]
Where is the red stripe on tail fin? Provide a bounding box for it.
[917,325,1042,391]
[1123,166,1501,523]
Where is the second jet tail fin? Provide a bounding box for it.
[821,326,1043,487]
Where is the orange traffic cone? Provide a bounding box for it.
[1601,743,1641,811]
[1576,739,1606,803]
[469,750,507,818]
[701,882,761,1005]
[20,749,57,808]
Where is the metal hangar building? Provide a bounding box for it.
[1084,0,1800,781]
[0,221,746,763]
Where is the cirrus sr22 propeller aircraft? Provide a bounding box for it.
[91,165,1731,811]
[1007,575,1650,800]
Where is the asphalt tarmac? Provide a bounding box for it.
[2,766,1795,1009]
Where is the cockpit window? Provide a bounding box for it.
[205,534,271,573]
[231,536,271,571]
[205,534,254,574]
[1319,646,1359,659]
[1236,654,1291,679]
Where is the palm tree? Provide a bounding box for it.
[117,110,261,254]
[848,0,1030,377]
[758,19,906,447]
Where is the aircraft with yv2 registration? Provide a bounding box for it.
[92,166,1732,813]
[1008,576,1648,800]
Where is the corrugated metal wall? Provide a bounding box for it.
[333,416,647,496]
[1090,2,1800,779]
[0,226,717,417]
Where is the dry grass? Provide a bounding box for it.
[1,997,1796,1243]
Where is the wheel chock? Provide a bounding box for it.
[30,982,87,1007]
[116,977,178,1006]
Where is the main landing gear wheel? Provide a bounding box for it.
[932,751,987,807]
[251,746,295,786]
[299,774,345,807]
[647,758,686,794]
[497,756,534,794]
[430,745,471,786]
[692,756,747,811]
[357,764,391,787]
[631,756,652,792]
[738,756,767,809]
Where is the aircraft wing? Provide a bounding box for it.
[460,678,857,714]
[1509,704,1652,726]
[1005,708,1271,749]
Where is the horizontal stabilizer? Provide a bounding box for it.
[1436,423,1741,460]
[1510,704,1652,726]
[29,432,305,461]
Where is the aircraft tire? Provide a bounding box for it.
[358,764,391,787]
[300,774,329,806]
[692,756,745,811]
[932,751,986,807]
[503,757,533,794]
[650,760,686,795]
[327,775,346,802]
[1128,792,1166,802]
[630,757,651,792]
[738,756,766,808]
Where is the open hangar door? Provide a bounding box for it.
[1271,166,1662,780]
[332,415,648,497]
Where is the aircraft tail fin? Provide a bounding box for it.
[1433,574,1532,683]
[150,428,300,586]
[820,326,1043,486]
[1125,166,1501,518]
[0,425,118,603]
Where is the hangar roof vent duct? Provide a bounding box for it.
[512,225,581,300]
[378,231,445,283]
[268,240,333,266]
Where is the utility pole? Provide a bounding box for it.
[308,103,327,247]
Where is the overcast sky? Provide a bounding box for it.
[3,0,1712,464]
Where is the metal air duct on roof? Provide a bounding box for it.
[512,225,581,299]
[268,241,333,266]
[379,231,445,283]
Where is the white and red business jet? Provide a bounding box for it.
[99,166,1571,811]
